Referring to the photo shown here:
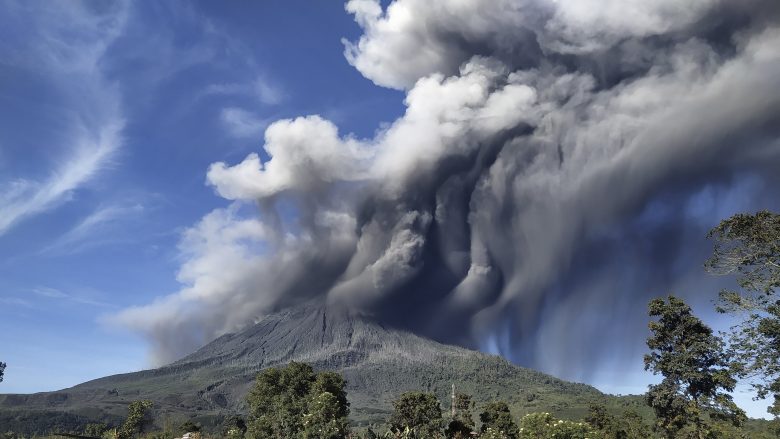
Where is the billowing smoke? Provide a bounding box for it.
[116,0,780,381]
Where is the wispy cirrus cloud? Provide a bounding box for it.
[0,1,128,237]
[0,124,123,237]
[32,286,113,308]
[205,76,285,106]
[220,107,272,139]
[40,203,145,256]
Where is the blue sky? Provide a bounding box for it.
[0,1,401,393]
[0,0,777,420]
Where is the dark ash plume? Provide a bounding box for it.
[116,0,780,383]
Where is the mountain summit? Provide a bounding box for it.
[0,303,609,432]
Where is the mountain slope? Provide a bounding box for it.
[0,303,620,433]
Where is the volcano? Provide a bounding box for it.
[0,303,626,433]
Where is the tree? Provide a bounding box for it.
[83,422,107,437]
[615,409,652,439]
[706,210,780,418]
[312,371,349,420]
[517,412,595,439]
[645,296,745,438]
[302,391,349,439]
[445,393,474,438]
[179,420,201,433]
[479,402,518,439]
[246,362,349,439]
[247,362,316,438]
[584,403,613,432]
[388,392,443,438]
[585,404,651,439]
[222,415,247,439]
[0,362,5,383]
[116,400,152,439]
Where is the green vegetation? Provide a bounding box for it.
[388,392,443,437]
[645,296,744,437]
[444,393,474,438]
[0,361,5,383]
[117,400,153,439]
[245,361,349,439]
[585,403,652,438]
[706,210,780,421]
[479,402,518,438]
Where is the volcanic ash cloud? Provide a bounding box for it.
[115,0,780,379]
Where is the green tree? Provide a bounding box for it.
[0,362,5,383]
[706,210,780,420]
[481,427,510,439]
[645,296,745,438]
[247,362,316,438]
[445,393,474,438]
[222,415,247,439]
[616,409,652,439]
[585,403,614,432]
[517,412,596,439]
[389,392,443,438]
[479,402,518,439]
[302,391,349,439]
[585,404,651,439]
[312,371,349,420]
[179,420,201,433]
[83,422,107,437]
[246,362,349,439]
[116,400,152,439]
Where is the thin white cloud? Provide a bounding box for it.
[31,286,113,308]
[0,297,33,308]
[204,76,285,105]
[220,107,271,139]
[40,203,144,255]
[0,124,123,237]
[252,77,284,105]
[0,2,128,237]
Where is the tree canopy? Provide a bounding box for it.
[246,362,349,439]
[706,210,780,418]
[645,295,745,438]
[389,391,443,437]
[479,401,518,439]
[116,400,152,439]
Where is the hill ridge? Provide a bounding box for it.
[0,302,613,433]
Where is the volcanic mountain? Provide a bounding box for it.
[0,303,627,433]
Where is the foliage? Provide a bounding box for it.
[302,391,350,439]
[615,409,652,439]
[245,361,349,439]
[84,422,108,437]
[445,393,475,438]
[179,420,201,433]
[645,296,745,438]
[0,362,5,383]
[585,403,612,431]
[481,427,510,439]
[585,403,652,438]
[479,402,518,439]
[117,400,153,439]
[222,415,247,439]
[706,210,780,418]
[517,412,597,439]
[388,392,443,438]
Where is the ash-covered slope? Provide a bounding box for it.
[0,303,609,432]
